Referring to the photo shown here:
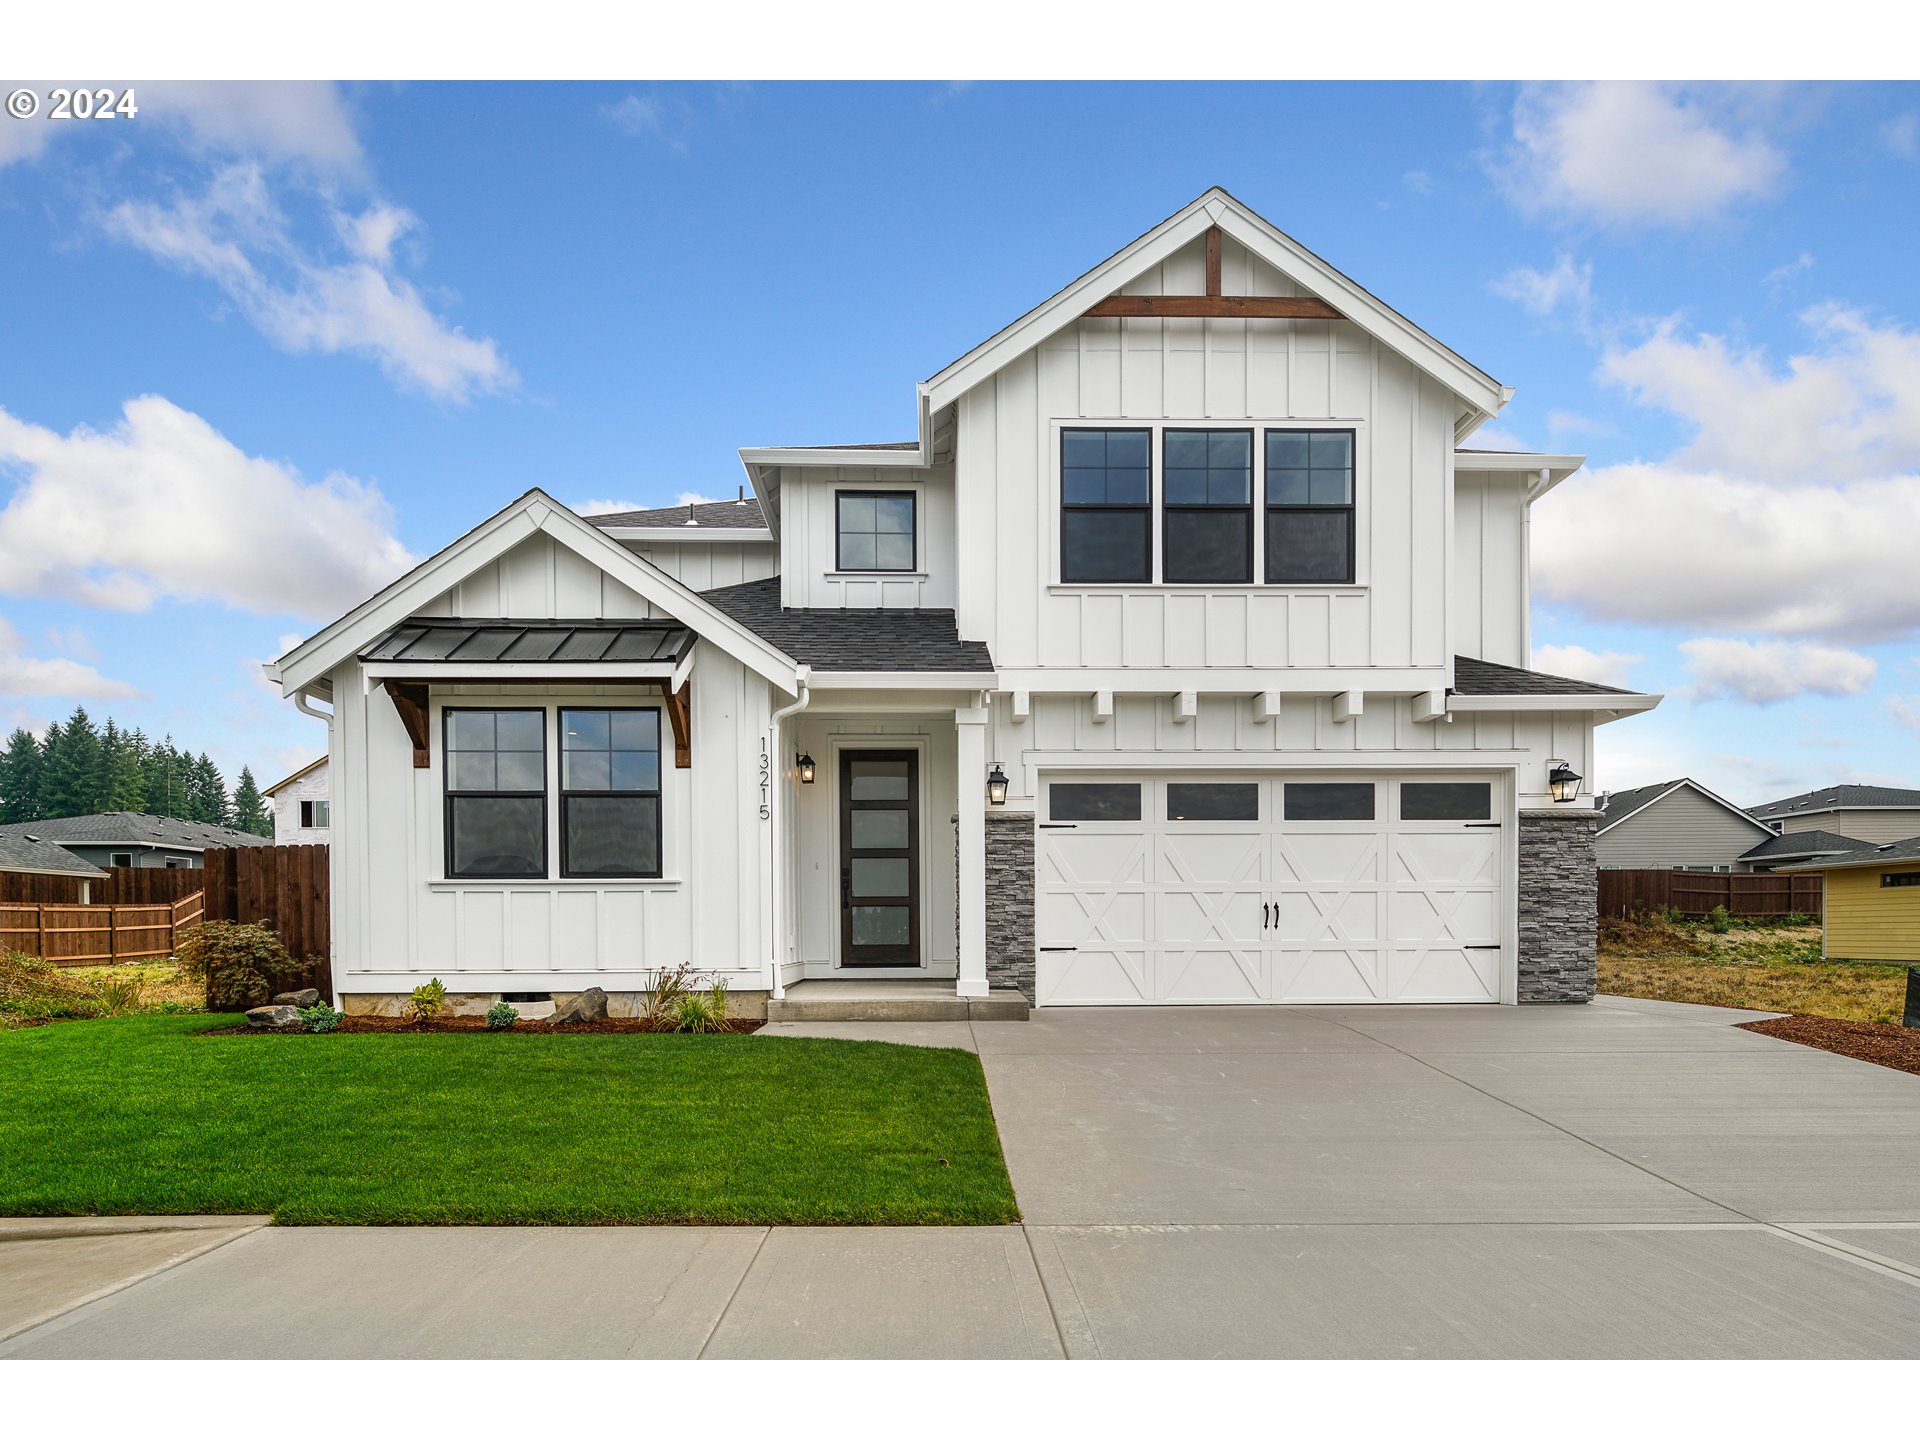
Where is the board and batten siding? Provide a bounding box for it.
[1778,810,1920,844]
[621,540,777,592]
[1594,787,1771,871]
[776,464,957,610]
[1452,468,1527,670]
[952,232,1454,684]
[985,693,1594,812]
[1823,862,1920,962]
[412,532,662,621]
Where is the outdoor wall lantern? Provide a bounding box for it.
[986,764,1010,807]
[796,752,816,785]
[1547,760,1582,804]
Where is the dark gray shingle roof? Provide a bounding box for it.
[0,833,104,876]
[1780,834,1920,872]
[1452,656,1634,697]
[1738,829,1867,861]
[361,619,696,666]
[0,813,272,849]
[1749,784,1920,819]
[702,578,994,673]
[1596,780,1687,833]
[586,499,769,530]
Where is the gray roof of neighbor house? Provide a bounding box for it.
[585,498,770,530]
[0,813,273,850]
[1451,656,1634,697]
[0,833,104,876]
[1595,780,1686,833]
[360,619,697,666]
[1749,784,1920,820]
[1780,834,1920,872]
[1738,829,1867,862]
[702,577,995,673]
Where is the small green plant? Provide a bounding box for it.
[174,921,303,1012]
[151,999,202,1015]
[93,972,145,1017]
[407,977,447,1023]
[1782,911,1814,927]
[640,962,699,1026]
[485,1002,519,1031]
[299,1003,343,1034]
[671,983,729,1034]
[1708,904,1733,934]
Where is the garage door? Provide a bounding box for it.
[1035,774,1505,1006]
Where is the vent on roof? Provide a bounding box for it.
[684,502,698,527]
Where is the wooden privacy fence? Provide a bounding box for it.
[2,890,205,965]
[0,865,211,906]
[201,844,331,1002]
[1599,868,1824,921]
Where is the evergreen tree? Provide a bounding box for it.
[230,766,269,836]
[98,719,146,812]
[187,751,229,825]
[141,737,185,819]
[0,728,43,823]
[39,707,104,819]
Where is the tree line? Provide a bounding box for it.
[0,705,272,836]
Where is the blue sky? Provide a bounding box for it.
[1,80,1917,801]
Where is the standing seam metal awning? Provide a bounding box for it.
[359,619,698,666]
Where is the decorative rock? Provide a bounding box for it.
[245,1005,304,1030]
[546,986,609,1025]
[272,988,321,1008]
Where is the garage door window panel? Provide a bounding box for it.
[1283,782,1376,821]
[1050,783,1142,823]
[1400,782,1492,822]
[1166,783,1260,822]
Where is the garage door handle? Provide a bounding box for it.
[1038,823,1078,829]
[1262,902,1271,930]
[1039,946,1076,952]
[1464,822,1501,828]
[1465,944,1501,950]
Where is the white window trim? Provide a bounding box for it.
[1049,417,1370,591]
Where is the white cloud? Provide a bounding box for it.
[1464,426,1531,452]
[1546,409,1604,438]
[0,395,416,618]
[676,491,726,506]
[1496,82,1786,226]
[1535,463,1920,640]
[0,81,360,172]
[1601,305,1920,484]
[0,618,141,701]
[1401,170,1434,195]
[575,498,642,516]
[1885,113,1919,160]
[105,164,514,403]
[1679,637,1875,704]
[602,93,688,152]
[1764,252,1816,295]
[1889,696,1920,734]
[1492,253,1592,325]
[1532,644,1643,689]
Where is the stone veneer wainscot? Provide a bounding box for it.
[1516,809,1599,1003]
[984,811,1036,999]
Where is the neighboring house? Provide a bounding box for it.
[268,187,1660,1017]
[1781,837,1920,965]
[0,832,104,898]
[1748,785,1920,845]
[264,757,331,844]
[1594,779,1777,872]
[0,813,273,870]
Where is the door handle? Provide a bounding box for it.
[841,870,851,908]
[1262,901,1271,930]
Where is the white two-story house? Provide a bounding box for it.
[270,189,1658,1016]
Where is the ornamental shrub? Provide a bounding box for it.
[299,1003,343,1033]
[485,1002,519,1031]
[174,922,302,1012]
[407,977,447,1023]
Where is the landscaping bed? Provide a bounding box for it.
[0,1015,1019,1226]
[216,1014,763,1035]
[1739,1014,1920,1078]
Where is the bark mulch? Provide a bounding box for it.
[1739,1014,1920,1077]
[213,1016,762,1036]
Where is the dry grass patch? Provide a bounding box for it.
[62,962,202,1010]
[1598,916,1907,1023]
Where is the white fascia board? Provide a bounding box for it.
[2,862,105,879]
[1453,450,1587,500]
[994,667,1450,693]
[737,446,929,469]
[920,187,1505,418]
[1449,693,1662,714]
[807,671,999,690]
[598,526,775,544]
[274,490,802,697]
[362,661,683,684]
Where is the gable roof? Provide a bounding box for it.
[920,187,1507,423]
[1452,656,1631,698]
[0,813,272,850]
[1738,829,1866,862]
[1595,778,1772,838]
[262,757,326,796]
[586,498,769,531]
[0,832,104,877]
[1780,834,1920,873]
[703,578,994,675]
[1749,784,1920,820]
[271,490,802,697]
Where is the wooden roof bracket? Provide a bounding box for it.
[665,679,692,769]
[1083,225,1344,321]
[383,680,431,769]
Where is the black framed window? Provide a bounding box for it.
[561,708,662,878]
[1400,783,1492,821]
[1061,428,1151,583]
[1050,783,1142,822]
[1883,872,1920,888]
[836,491,916,572]
[444,708,546,878]
[1265,429,1355,584]
[1163,429,1252,584]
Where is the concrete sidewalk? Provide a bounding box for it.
[8,997,1920,1359]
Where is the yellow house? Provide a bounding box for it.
[1784,839,1920,963]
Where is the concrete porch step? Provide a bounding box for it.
[764,980,1029,1023]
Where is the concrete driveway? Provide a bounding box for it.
[7,997,1920,1359]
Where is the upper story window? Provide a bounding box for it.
[1265,429,1354,584]
[445,708,546,878]
[299,799,330,829]
[1163,429,1253,584]
[1061,428,1151,583]
[836,491,916,572]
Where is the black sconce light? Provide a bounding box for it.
[796,753,816,785]
[986,764,1009,807]
[1547,760,1581,804]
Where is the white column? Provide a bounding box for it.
[954,706,988,998]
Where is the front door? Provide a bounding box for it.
[839,750,921,967]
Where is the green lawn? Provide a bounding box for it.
[0,1016,1020,1226]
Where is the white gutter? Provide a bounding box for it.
[764,668,813,1000]
[294,687,333,722]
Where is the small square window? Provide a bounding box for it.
[837,491,916,572]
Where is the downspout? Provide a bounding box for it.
[293,687,333,723]
[1521,467,1549,667]
[765,668,812,999]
